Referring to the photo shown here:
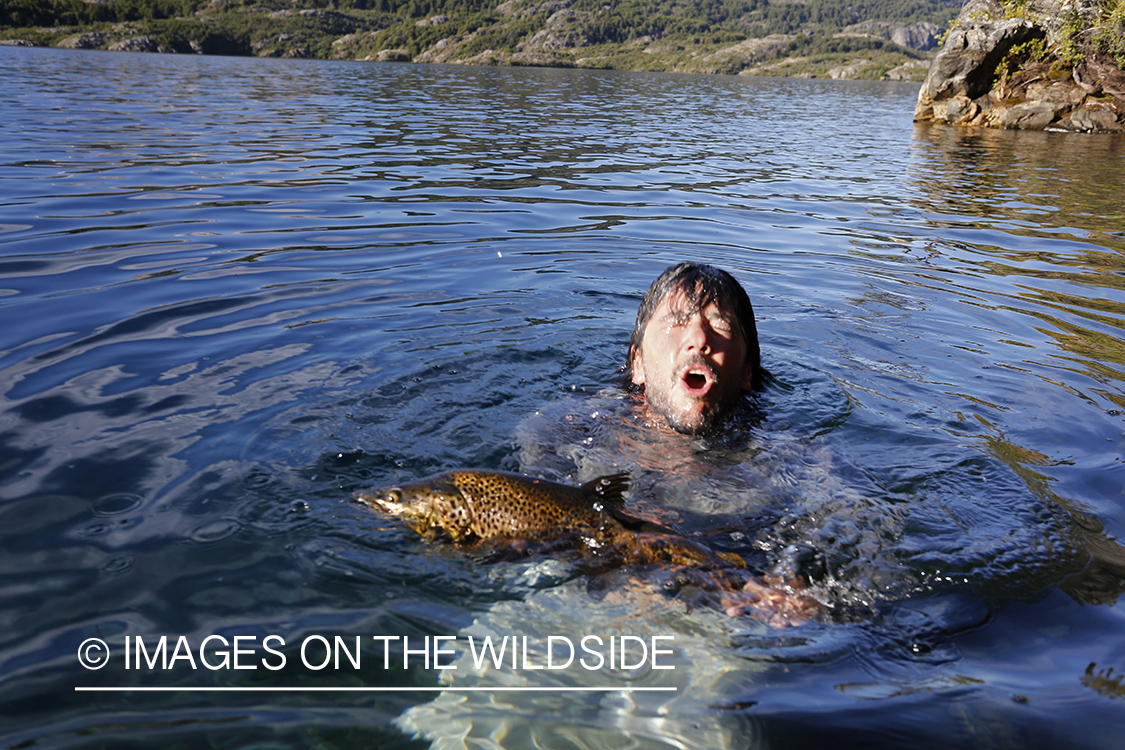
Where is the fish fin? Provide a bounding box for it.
[612,511,677,534]
[582,472,631,506]
[581,472,670,533]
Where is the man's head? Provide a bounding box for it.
[626,263,763,434]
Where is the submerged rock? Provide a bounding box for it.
[915,0,1125,131]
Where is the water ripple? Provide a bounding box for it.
[1,45,1123,750]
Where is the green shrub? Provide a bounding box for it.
[1094,0,1125,67]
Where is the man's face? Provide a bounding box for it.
[631,288,753,434]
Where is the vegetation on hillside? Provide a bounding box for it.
[0,0,963,79]
[1054,0,1125,68]
[958,0,1125,94]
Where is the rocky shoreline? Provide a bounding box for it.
[914,0,1124,131]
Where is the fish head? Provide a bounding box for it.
[355,474,467,538]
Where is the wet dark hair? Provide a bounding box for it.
[626,262,766,391]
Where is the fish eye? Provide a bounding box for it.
[386,489,402,504]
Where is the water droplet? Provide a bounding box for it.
[188,518,240,544]
[100,555,135,574]
[92,493,144,517]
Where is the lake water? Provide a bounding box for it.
[1,45,1124,749]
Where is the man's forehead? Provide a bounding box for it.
[656,287,730,316]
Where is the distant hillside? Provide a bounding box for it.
[0,0,962,79]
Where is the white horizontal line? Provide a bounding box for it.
[75,686,677,693]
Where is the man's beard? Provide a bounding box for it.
[645,356,737,435]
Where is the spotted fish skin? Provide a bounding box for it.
[355,470,636,543]
[357,468,818,625]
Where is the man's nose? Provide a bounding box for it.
[683,316,710,353]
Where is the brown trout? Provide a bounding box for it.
[356,469,729,566]
[356,470,638,543]
[355,469,817,625]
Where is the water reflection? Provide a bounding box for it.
[976,420,1125,606]
[910,123,1125,244]
[1082,662,1125,700]
[3,46,1125,748]
[363,348,1125,747]
[908,127,1125,391]
[396,578,764,750]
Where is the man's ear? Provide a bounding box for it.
[740,363,754,391]
[631,349,646,386]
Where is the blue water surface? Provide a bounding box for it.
[1,45,1124,749]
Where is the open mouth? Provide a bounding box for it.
[680,366,714,397]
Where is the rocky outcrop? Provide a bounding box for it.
[892,22,943,51]
[57,31,112,50]
[828,59,875,79]
[108,35,172,53]
[884,59,932,80]
[915,0,1125,131]
[841,21,942,51]
[517,8,590,52]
